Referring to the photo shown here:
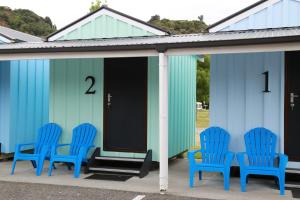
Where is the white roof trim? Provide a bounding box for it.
[48,8,167,41]
[0,35,11,43]
[209,0,281,32]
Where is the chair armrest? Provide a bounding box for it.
[237,152,247,168]
[225,151,235,166]
[277,153,288,171]
[15,143,35,153]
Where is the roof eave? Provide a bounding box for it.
[2,34,300,54]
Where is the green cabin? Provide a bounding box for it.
[47,6,196,162]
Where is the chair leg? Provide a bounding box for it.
[279,174,285,195]
[31,160,37,168]
[36,159,45,176]
[198,171,202,180]
[11,159,17,175]
[224,172,230,191]
[189,170,194,188]
[67,163,72,171]
[240,173,247,192]
[74,161,81,178]
[48,160,54,176]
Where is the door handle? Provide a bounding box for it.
[290,93,299,110]
[107,93,112,108]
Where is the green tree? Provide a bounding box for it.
[90,0,102,12]
[197,55,210,104]
[148,15,208,34]
[0,6,56,37]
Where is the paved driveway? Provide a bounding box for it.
[0,181,210,200]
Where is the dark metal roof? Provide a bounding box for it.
[207,0,268,30]
[46,6,170,40]
[0,26,42,42]
[1,26,300,54]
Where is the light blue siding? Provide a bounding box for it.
[0,61,11,152]
[220,0,300,31]
[210,52,284,155]
[0,60,49,153]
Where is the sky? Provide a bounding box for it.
[1,0,259,28]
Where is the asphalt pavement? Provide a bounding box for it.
[0,181,212,200]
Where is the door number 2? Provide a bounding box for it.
[85,76,96,94]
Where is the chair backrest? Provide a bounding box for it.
[69,123,97,156]
[244,127,277,167]
[34,123,62,154]
[200,127,230,165]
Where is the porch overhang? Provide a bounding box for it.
[0,26,300,60]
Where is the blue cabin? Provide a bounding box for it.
[208,0,300,168]
[0,26,49,153]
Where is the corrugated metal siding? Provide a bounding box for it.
[221,0,300,31]
[168,56,197,158]
[49,56,197,161]
[210,52,284,155]
[7,60,49,153]
[58,14,154,40]
[0,61,11,152]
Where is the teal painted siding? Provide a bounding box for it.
[168,56,197,158]
[49,58,159,160]
[219,0,300,31]
[0,60,49,153]
[49,56,197,161]
[58,14,154,40]
[210,52,284,155]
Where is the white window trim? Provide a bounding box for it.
[209,0,281,32]
[0,35,11,43]
[48,8,167,41]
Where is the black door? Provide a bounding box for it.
[285,51,300,161]
[104,57,147,153]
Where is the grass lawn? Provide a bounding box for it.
[196,109,209,129]
[182,110,209,159]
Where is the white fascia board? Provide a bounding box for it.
[166,42,300,56]
[0,35,12,43]
[209,0,281,32]
[48,9,167,41]
[0,50,158,61]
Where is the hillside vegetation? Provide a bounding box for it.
[0,6,56,37]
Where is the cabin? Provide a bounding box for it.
[208,0,300,168]
[0,26,49,153]
[47,6,196,162]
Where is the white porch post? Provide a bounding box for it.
[159,52,168,193]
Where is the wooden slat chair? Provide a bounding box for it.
[11,123,62,176]
[188,127,234,190]
[237,128,288,195]
[48,123,97,178]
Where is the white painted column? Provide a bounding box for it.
[159,52,168,193]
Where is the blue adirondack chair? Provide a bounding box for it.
[237,128,288,195]
[48,123,96,178]
[188,127,234,190]
[11,123,62,176]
